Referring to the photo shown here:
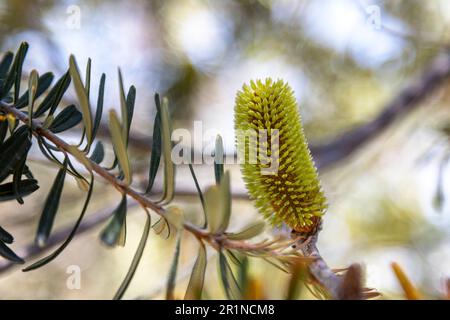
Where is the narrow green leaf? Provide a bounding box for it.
[12,156,27,204]
[225,249,241,266]
[166,233,182,300]
[15,72,54,109]
[0,124,27,148]
[214,135,224,185]
[152,217,171,239]
[112,84,135,182]
[184,241,207,300]
[217,171,231,232]
[145,93,162,194]
[188,163,207,227]
[105,156,119,171]
[0,241,24,264]
[92,73,105,141]
[69,55,93,147]
[109,110,131,185]
[238,256,249,295]
[42,115,54,129]
[89,141,105,164]
[67,145,93,172]
[34,71,71,117]
[0,126,31,182]
[0,226,14,244]
[27,70,39,129]
[36,136,58,163]
[23,164,34,180]
[100,195,127,247]
[1,42,29,100]
[158,97,175,204]
[204,171,231,234]
[163,206,184,231]
[9,127,31,205]
[227,222,265,241]
[13,43,29,103]
[0,52,13,86]
[113,211,151,300]
[49,105,82,133]
[0,179,39,202]
[35,159,68,247]
[0,123,21,145]
[218,250,241,300]
[85,58,91,99]
[23,174,94,272]
[0,120,8,144]
[117,69,128,143]
[125,85,136,144]
[204,186,221,234]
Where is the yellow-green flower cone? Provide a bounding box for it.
[234,78,327,234]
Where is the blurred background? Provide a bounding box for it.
[0,0,450,299]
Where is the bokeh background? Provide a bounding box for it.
[0,0,450,299]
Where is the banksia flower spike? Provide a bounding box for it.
[235,78,327,235]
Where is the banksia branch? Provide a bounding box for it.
[235,78,327,235]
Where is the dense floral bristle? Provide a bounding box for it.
[234,78,327,234]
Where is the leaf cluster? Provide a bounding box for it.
[0,43,332,300]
